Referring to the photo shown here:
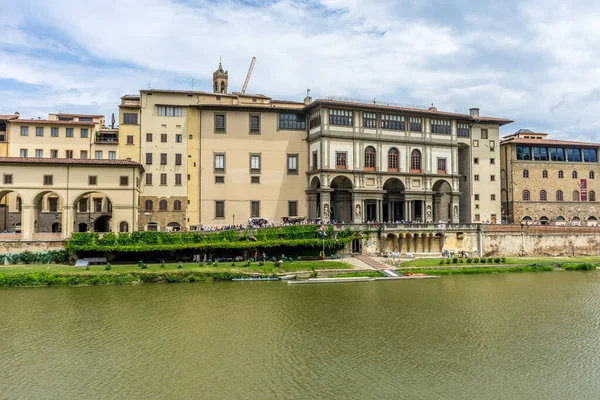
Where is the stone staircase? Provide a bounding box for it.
[353,255,403,277]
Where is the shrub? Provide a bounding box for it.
[245,260,251,267]
[141,263,148,270]
[161,260,166,268]
[212,262,217,266]
[473,258,479,263]
[494,257,501,263]
[105,263,112,271]
[439,259,445,265]
[258,261,264,266]
[85,265,90,270]
[178,262,183,269]
[466,258,472,263]
[309,266,318,278]
[452,258,458,264]
[563,263,596,271]
[231,262,236,266]
[500,257,506,263]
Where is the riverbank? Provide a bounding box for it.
[397,256,600,268]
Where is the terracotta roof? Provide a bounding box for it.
[56,113,104,118]
[0,157,143,169]
[231,92,271,99]
[500,138,600,147]
[7,119,96,126]
[121,94,140,100]
[193,104,303,112]
[303,99,514,126]
[0,115,19,120]
[141,89,238,98]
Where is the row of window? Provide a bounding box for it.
[214,200,298,219]
[213,153,298,175]
[473,194,497,201]
[19,149,116,159]
[473,175,496,182]
[78,198,111,213]
[145,153,183,166]
[20,126,90,138]
[145,173,183,186]
[333,148,431,173]
[516,146,597,162]
[523,169,595,179]
[145,133,183,143]
[3,174,129,186]
[521,190,596,202]
[143,199,183,211]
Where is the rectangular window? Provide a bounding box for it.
[3,174,13,184]
[79,117,93,122]
[215,114,226,133]
[474,174,479,181]
[51,150,58,158]
[481,129,488,139]
[409,117,422,132]
[490,158,495,165]
[79,198,88,212]
[65,150,73,159]
[381,114,405,130]
[491,194,496,201]
[146,133,153,142]
[431,119,451,134]
[43,175,53,185]
[215,176,224,184]
[250,115,261,134]
[533,147,548,161]
[491,175,496,181]
[214,154,225,172]
[20,149,28,157]
[336,152,347,169]
[215,201,225,218]
[251,201,260,218]
[250,154,261,174]
[80,150,88,159]
[437,158,446,173]
[89,176,97,185]
[157,106,182,117]
[160,153,167,165]
[145,153,153,165]
[287,154,298,174]
[109,151,116,160]
[120,176,129,186]
[549,148,565,161]
[567,148,582,162]
[93,198,102,212]
[329,109,353,126]
[175,174,182,185]
[457,123,470,137]
[584,149,597,162]
[288,201,298,217]
[474,157,479,164]
[123,113,138,124]
[20,126,28,136]
[363,112,377,128]
[48,198,58,212]
[474,214,480,221]
[80,128,88,138]
[474,194,480,201]
[161,133,167,143]
[145,173,153,185]
[473,140,479,147]
[66,128,73,137]
[127,135,134,144]
[312,151,318,170]
[516,146,531,160]
[35,149,43,158]
[95,151,103,160]
[489,140,496,151]
[309,111,321,129]
[279,113,306,130]
[175,153,182,165]
[251,176,260,184]
[36,127,44,137]
[175,134,182,143]
[51,127,58,137]
[160,174,167,185]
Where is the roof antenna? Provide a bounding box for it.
[148,81,151,89]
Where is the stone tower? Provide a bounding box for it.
[213,61,228,94]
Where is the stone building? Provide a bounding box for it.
[500,129,600,225]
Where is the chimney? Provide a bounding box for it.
[304,96,312,105]
[14,112,19,119]
[469,108,480,118]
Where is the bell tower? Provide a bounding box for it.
[213,60,228,94]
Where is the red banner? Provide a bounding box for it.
[581,179,587,201]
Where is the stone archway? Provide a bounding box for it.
[73,191,114,235]
[383,178,405,221]
[93,215,112,232]
[432,180,452,223]
[32,191,64,233]
[330,176,353,223]
[0,190,23,236]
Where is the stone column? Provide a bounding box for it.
[307,192,318,220]
[433,194,442,222]
[428,235,433,252]
[451,195,460,224]
[403,201,408,221]
[406,234,411,253]
[439,234,445,252]
[21,204,34,240]
[320,190,331,224]
[353,195,363,224]
[61,205,74,239]
[398,235,404,254]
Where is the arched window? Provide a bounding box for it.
[590,171,595,179]
[144,199,153,211]
[220,81,225,93]
[573,190,580,201]
[572,171,578,179]
[542,170,548,178]
[214,81,218,92]
[558,170,564,179]
[387,148,398,171]
[119,221,129,232]
[540,216,549,225]
[174,200,182,211]
[411,149,421,172]
[521,216,532,224]
[590,191,596,201]
[540,190,547,201]
[523,169,529,178]
[147,222,158,231]
[159,200,168,211]
[522,190,530,201]
[364,146,376,170]
[556,190,563,202]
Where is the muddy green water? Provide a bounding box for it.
[1,272,600,399]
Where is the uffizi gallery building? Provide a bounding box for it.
[5,62,595,238]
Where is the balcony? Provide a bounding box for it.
[95,130,118,144]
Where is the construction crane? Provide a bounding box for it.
[241,56,257,94]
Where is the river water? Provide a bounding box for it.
[1,272,600,399]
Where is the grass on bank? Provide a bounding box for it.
[0,260,352,275]
[396,265,556,275]
[399,256,600,268]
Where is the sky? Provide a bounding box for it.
[1,0,600,140]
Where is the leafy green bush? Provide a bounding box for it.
[494,257,501,263]
[105,263,112,271]
[563,263,596,271]
[439,259,445,265]
[452,258,458,264]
